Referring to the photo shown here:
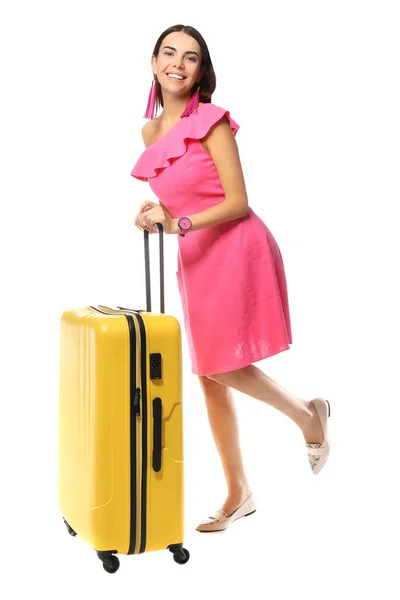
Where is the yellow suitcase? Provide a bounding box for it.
[58,226,189,573]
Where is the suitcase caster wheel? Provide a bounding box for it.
[173,548,190,565]
[63,518,77,537]
[101,555,120,574]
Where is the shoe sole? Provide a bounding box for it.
[326,399,331,416]
[312,398,331,475]
[196,509,257,533]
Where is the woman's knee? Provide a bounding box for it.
[197,374,227,394]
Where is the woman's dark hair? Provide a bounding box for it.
[150,24,216,116]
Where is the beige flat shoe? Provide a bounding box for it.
[306,397,331,475]
[196,493,257,533]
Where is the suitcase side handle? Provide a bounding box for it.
[144,224,165,314]
[152,397,162,472]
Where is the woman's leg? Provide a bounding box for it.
[198,375,252,515]
[205,364,324,445]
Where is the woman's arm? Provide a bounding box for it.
[177,118,249,233]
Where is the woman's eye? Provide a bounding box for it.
[164,51,196,62]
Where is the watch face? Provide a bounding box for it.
[179,217,191,230]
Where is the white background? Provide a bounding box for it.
[1,0,399,597]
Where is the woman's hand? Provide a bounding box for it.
[136,200,177,235]
[134,201,159,234]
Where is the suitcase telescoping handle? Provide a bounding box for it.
[144,223,165,314]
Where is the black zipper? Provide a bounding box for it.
[133,387,141,417]
[125,315,138,554]
[135,312,148,554]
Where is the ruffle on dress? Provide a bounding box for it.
[130,103,240,182]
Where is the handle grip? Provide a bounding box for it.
[144,223,164,314]
[152,397,162,472]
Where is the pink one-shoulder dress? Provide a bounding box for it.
[131,103,293,376]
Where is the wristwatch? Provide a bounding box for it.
[177,216,192,237]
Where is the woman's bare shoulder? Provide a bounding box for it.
[141,120,157,148]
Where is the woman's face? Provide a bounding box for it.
[152,32,205,96]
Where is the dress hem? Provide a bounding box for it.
[191,343,293,377]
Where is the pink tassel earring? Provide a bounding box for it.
[180,84,200,118]
[143,76,157,119]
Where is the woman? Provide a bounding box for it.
[131,24,331,533]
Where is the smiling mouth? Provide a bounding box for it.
[166,74,186,81]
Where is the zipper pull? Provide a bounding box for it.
[133,388,141,417]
